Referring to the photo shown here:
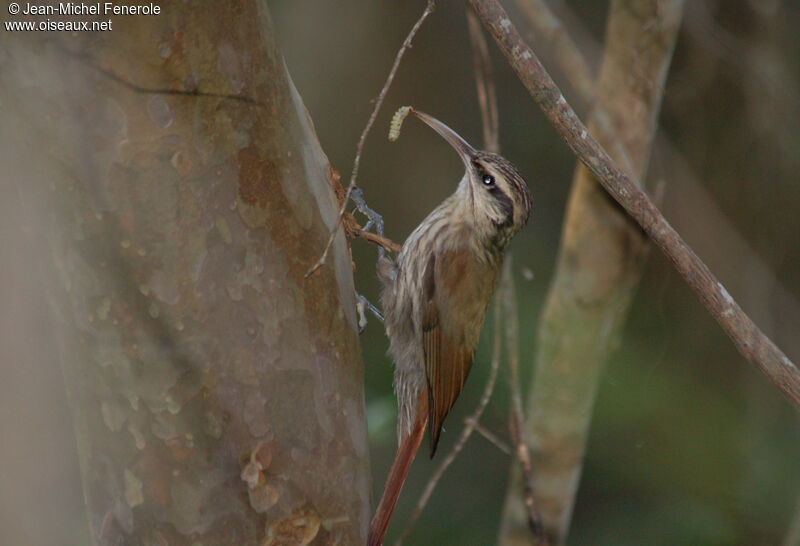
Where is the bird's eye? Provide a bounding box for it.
[482,174,495,186]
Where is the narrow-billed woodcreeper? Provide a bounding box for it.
[368,109,532,545]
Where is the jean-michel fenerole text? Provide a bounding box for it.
[22,2,161,16]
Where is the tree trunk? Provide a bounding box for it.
[0,2,369,544]
[498,1,684,544]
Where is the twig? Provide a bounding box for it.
[330,168,403,253]
[502,257,547,544]
[305,0,436,277]
[466,8,500,154]
[350,228,402,254]
[469,0,800,407]
[393,270,504,546]
[465,418,512,455]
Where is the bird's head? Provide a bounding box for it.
[412,110,533,247]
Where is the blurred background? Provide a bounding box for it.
[270,0,800,544]
[2,0,800,544]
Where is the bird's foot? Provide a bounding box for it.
[350,187,386,259]
[356,292,384,334]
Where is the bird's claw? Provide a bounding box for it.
[356,293,384,334]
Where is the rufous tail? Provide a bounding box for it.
[367,399,428,546]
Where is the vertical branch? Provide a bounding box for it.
[466,8,501,154]
[496,0,686,543]
[503,257,548,545]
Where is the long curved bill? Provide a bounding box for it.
[412,110,476,167]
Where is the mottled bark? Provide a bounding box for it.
[0,3,369,545]
[498,1,684,544]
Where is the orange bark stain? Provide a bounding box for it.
[237,146,278,208]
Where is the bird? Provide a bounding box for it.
[368,109,532,545]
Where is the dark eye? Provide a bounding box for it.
[482,174,495,186]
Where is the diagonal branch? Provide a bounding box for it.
[511,0,800,343]
[468,0,800,406]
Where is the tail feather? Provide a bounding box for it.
[367,405,428,546]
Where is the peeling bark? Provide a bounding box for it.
[498,1,684,544]
[0,3,368,544]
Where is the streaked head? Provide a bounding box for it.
[411,110,532,245]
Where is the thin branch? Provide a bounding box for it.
[393,268,505,546]
[330,167,403,253]
[469,0,800,407]
[502,258,547,545]
[466,8,500,153]
[306,0,436,277]
[350,228,402,254]
[466,418,512,455]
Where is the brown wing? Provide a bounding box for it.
[422,249,497,456]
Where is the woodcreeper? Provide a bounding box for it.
[368,109,532,545]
